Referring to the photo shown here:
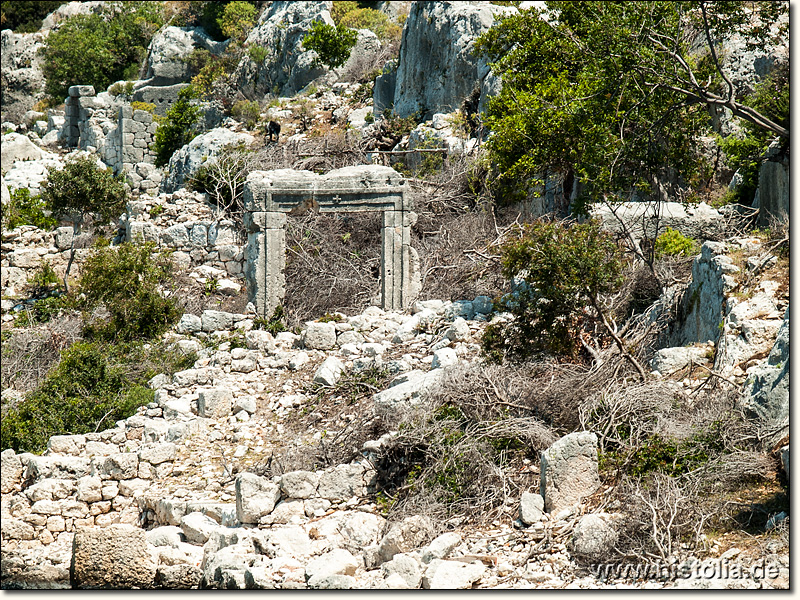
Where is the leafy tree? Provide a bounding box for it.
[153,85,202,167]
[0,1,67,33]
[482,220,645,378]
[302,20,359,70]
[78,242,181,342]
[475,1,788,207]
[40,2,164,102]
[40,156,127,292]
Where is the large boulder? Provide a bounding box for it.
[1,133,44,173]
[234,1,332,99]
[40,1,105,31]
[0,30,46,124]
[235,472,281,524]
[71,524,157,589]
[570,513,619,562]
[591,201,725,244]
[391,1,516,119]
[741,307,789,446]
[142,26,228,87]
[162,128,254,193]
[540,431,600,514]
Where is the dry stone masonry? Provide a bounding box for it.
[243,165,420,317]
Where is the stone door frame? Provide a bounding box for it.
[242,167,417,318]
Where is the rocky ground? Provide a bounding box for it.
[1,258,790,588]
[0,0,790,590]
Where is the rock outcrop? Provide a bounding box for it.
[234,1,332,99]
[390,1,516,119]
[142,26,228,87]
[0,30,47,124]
[162,128,254,193]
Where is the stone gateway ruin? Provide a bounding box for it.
[243,165,420,318]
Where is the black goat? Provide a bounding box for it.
[267,120,281,142]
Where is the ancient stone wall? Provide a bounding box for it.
[65,86,160,193]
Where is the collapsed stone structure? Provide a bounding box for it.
[243,165,420,317]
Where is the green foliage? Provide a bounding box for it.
[26,261,60,296]
[41,156,127,226]
[302,20,359,70]
[716,60,789,205]
[130,101,157,115]
[149,204,165,219]
[654,227,697,258]
[0,335,197,454]
[474,1,787,206]
[338,7,401,41]
[108,81,135,98]
[78,243,180,342]
[0,1,67,33]
[318,313,344,323]
[153,86,202,167]
[231,99,261,128]
[2,187,58,231]
[0,341,151,453]
[600,430,724,478]
[482,220,624,360]
[219,0,257,42]
[247,45,269,64]
[40,2,164,102]
[253,305,287,335]
[12,295,72,328]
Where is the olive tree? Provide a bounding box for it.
[40,156,127,292]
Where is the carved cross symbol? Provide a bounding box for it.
[332,195,342,204]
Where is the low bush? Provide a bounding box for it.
[0,341,149,453]
[153,86,202,167]
[654,227,697,258]
[481,219,625,361]
[78,242,181,342]
[1,187,58,231]
[231,99,261,128]
[339,7,401,42]
[1,338,196,454]
[219,0,257,43]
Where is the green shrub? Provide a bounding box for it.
[253,305,287,335]
[339,7,401,42]
[108,81,135,98]
[78,242,181,342]
[482,220,624,360]
[231,99,261,128]
[1,187,58,231]
[0,335,198,454]
[0,341,151,453]
[40,2,164,102]
[42,156,127,227]
[219,1,257,42]
[247,45,269,64]
[153,86,202,167]
[302,21,359,69]
[1,1,67,33]
[654,227,697,258]
[26,261,60,296]
[13,295,73,328]
[130,101,157,115]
